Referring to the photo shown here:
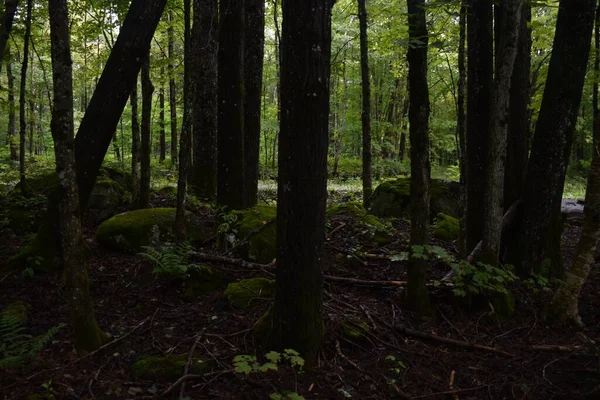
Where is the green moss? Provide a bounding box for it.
[327,202,392,245]
[96,208,207,252]
[490,290,516,319]
[100,166,132,191]
[224,278,276,309]
[132,354,212,381]
[182,265,229,299]
[326,202,368,217]
[88,177,124,211]
[13,172,57,195]
[1,301,30,324]
[340,318,369,340]
[433,213,460,241]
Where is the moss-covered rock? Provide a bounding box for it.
[13,172,57,196]
[182,264,229,299]
[96,208,208,252]
[368,178,461,219]
[433,213,460,241]
[327,202,392,245]
[87,178,125,223]
[340,318,369,340]
[132,354,212,381]
[1,300,29,323]
[218,205,277,264]
[224,278,276,309]
[99,166,132,191]
[490,290,516,319]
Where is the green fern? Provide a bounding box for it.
[139,242,197,280]
[0,314,64,369]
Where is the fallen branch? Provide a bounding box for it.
[530,344,583,352]
[394,325,514,357]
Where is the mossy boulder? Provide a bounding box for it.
[489,290,516,319]
[433,213,460,241]
[13,172,57,196]
[99,166,132,191]
[340,318,369,340]
[368,178,461,219]
[182,264,229,299]
[96,208,208,252]
[1,300,29,323]
[87,178,125,223]
[327,202,392,245]
[224,278,276,309]
[218,205,277,264]
[132,354,212,381]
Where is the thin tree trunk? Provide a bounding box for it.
[28,50,34,156]
[190,0,218,200]
[457,1,467,257]
[406,0,432,316]
[273,0,334,366]
[139,56,153,209]
[593,4,600,151]
[0,0,18,73]
[481,0,523,266]
[217,0,246,209]
[159,66,166,163]
[18,0,32,192]
[358,0,372,205]
[244,0,265,207]
[398,95,408,162]
[168,10,178,165]
[131,81,140,206]
[48,0,107,354]
[7,45,16,161]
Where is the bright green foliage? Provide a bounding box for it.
[449,262,518,298]
[139,242,195,279]
[233,349,305,375]
[224,278,276,309]
[433,213,459,241]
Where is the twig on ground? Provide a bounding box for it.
[328,222,347,237]
[448,370,459,400]
[335,339,363,371]
[412,386,487,399]
[87,361,108,399]
[438,308,469,343]
[180,332,204,398]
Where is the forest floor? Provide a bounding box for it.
[0,188,599,400]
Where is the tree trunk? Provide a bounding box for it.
[7,45,16,161]
[0,0,18,73]
[517,0,596,277]
[159,67,166,163]
[358,0,372,205]
[131,81,140,207]
[175,0,193,241]
[465,0,493,251]
[273,0,334,365]
[190,0,218,200]
[217,0,246,210]
[406,0,432,316]
[457,1,467,257]
[139,56,153,209]
[48,0,107,354]
[243,0,265,207]
[168,10,178,165]
[28,50,34,157]
[398,97,408,162]
[18,0,32,192]
[593,4,600,151]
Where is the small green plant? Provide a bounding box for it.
[0,315,65,369]
[139,242,197,280]
[385,355,408,385]
[21,267,34,279]
[522,272,552,294]
[216,208,239,246]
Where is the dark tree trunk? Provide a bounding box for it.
[217,0,246,210]
[243,0,265,207]
[168,10,178,165]
[465,0,493,251]
[190,0,218,200]
[398,97,408,162]
[112,131,121,162]
[594,4,600,150]
[273,0,334,365]
[175,0,193,241]
[131,81,140,206]
[159,67,166,163]
[517,0,596,277]
[48,0,107,354]
[139,56,153,209]
[358,0,372,205]
[28,53,34,157]
[406,0,432,316]
[457,1,467,257]
[481,0,523,266]
[18,0,32,191]
[7,46,16,161]
[0,0,18,73]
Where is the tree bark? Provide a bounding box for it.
[273,0,334,365]
[243,0,265,207]
[594,4,600,151]
[465,0,493,251]
[517,0,596,277]
[406,0,432,316]
[217,0,246,210]
[481,0,523,266]
[457,1,467,257]
[190,0,218,200]
[18,0,32,192]
[0,0,18,73]
[159,67,166,163]
[398,95,408,162]
[168,10,178,165]
[7,45,16,161]
[130,80,140,207]
[139,56,154,209]
[358,0,372,205]
[48,0,107,354]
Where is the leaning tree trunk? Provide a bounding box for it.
[7,45,16,161]
[168,10,178,165]
[217,0,246,210]
[480,0,523,266]
[139,56,153,209]
[130,80,140,207]
[18,0,32,192]
[465,0,493,252]
[243,0,265,207]
[0,0,18,74]
[272,0,334,366]
[358,0,372,206]
[406,0,432,316]
[48,0,107,354]
[517,0,596,277]
[190,0,218,201]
